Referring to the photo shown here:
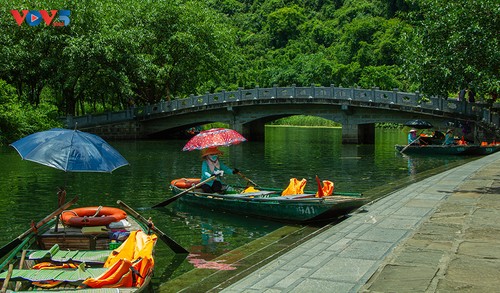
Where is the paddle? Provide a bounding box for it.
[237,171,259,187]
[0,196,79,258]
[399,136,420,154]
[117,200,189,254]
[151,175,216,208]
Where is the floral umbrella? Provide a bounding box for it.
[182,128,247,151]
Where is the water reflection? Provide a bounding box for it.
[404,155,417,176]
[173,201,282,260]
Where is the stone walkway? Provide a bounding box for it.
[222,152,500,292]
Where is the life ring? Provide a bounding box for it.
[61,206,127,227]
[171,178,201,189]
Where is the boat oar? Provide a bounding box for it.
[0,196,79,258]
[237,172,259,187]
[151,175,216,208]
[399,136,420,154]
[117,200,189,254]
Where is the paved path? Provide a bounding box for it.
[222,152,500,292]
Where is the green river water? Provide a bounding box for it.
[0,126,476,290]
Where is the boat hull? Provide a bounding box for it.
[171,185,366,223]
[464,145,500,155]
[396,144,500,155]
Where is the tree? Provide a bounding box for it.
[266,5,306,48]
[0,1,68,107]
[0,79,60,143]
[148,1,238,99]
[405,0,500,99]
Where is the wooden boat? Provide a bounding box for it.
[169,179,366,223]
[464,144,500,155]
[395,144,500,156]
[0,198,159,292]
[395,144,476,155]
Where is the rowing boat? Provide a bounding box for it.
[169,179,366,223]
[0,199,158,292]
[395,144,500,156]
[395,144,475,155]
[464,145,500,155]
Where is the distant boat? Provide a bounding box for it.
[395,144,500,156]
[464,144,500,155]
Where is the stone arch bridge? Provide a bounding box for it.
[65,85,499,144]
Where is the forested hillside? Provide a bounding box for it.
[208,0,414,91]
[0,0,498,142]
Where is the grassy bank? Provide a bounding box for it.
[268,115,340,127]
[203,116,401,129]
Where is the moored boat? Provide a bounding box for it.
[463,144,500,155]
[395,144,477,155]
[0,198,160,292]
[168,178,366,223]
[395,144,500,156]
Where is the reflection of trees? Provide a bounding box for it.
[264,126,343,185]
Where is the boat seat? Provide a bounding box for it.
[0,267,108,282]
[28,244,112,264]
[280,194,314,200]
[234,191,277,197]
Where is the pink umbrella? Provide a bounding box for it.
[182,128,247,151]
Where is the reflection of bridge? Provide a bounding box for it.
[65,85,499,144]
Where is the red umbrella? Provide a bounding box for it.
[182,128,247,151]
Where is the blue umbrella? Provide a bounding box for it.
[10,128,129,173]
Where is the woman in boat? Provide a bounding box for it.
[200,147,239,193]
[408,129,420,145]
[444,129,455,145]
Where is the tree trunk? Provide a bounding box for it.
[63,86,76,116]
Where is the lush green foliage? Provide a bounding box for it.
[0,0,498,141]
[0,79,61,144]
[0,0,238,117]
[405,0,499,99]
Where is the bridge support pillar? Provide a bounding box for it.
[231,121,265,142]
[342,123,375,144]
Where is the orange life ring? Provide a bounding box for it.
[61,206,127,227]
[171,178,201,189]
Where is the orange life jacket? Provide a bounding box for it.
[32,280,64,288]
[316,180,334,198]
[32,262,78,270]
[281,178,307,196]
[82,258,133,288]
[457,136,467,145]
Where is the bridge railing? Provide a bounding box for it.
[64,108,135,129]
[65,85,495,128]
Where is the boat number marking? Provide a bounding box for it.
[297,206,316,215]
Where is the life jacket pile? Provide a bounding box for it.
[83,230,157,288]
